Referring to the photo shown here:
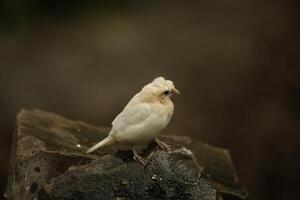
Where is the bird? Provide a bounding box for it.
[86,76,180,164]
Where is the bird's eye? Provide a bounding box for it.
[164,90,170,95]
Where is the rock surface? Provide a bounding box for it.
[5,109,248,200]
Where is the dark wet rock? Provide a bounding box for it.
[6,109,248,200]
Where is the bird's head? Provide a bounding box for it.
[141,77,180,101]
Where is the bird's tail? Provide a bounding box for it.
[86,135,115,153]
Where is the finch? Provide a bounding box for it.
[86,76,179,164]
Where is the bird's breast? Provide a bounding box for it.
[155,101,174,119]
[150,102,174,130]
[113,104,173,145]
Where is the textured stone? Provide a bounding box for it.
[5,109,248,200]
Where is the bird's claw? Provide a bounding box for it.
[154,138,171,153]
[132,150,146,165]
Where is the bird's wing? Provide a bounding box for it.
[111,103,152,131]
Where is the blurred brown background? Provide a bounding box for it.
[0,0,300,199]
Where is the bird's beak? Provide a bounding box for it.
[172,88,180,94]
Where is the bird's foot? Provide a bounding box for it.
[132,149,146,165]
[154,138,171,152]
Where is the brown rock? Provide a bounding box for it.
[5,109,248,200]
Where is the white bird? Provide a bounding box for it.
[86,76,180,164]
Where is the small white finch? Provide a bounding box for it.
[86,76,180,164]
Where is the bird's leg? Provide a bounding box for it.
[132,149,146,165]
[154,138,171,152]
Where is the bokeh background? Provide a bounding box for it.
[0,0,299,199]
